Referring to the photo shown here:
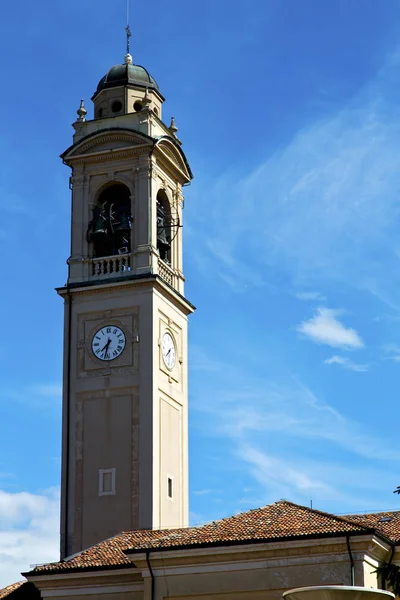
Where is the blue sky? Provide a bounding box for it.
[1,0,400,586]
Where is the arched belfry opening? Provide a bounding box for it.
[87,184,132,259]
[157,190,172,264]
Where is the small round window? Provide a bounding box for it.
[134,101,143,112]
[112,100,123,113]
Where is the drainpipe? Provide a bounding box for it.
[146,551,155,600]
[346,535,355,586]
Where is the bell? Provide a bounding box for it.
[113,212,131,234]
[157,204,170,249]
[92,217,107,237]
[88,205,108,240]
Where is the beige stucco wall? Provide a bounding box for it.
[60,91,192,559]
[60,277,191,557]
[30,535,391,600]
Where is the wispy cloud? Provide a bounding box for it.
[192,489,222,497]
[4,382,61,409]
[296,307,364,350]
[383,344,400,362]
[296,291,327,302]
[192,357,400,462]
[324,355,369,372]
[190,345,400,511]
[187,49,400,302]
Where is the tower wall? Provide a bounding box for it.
[59,65,193,559]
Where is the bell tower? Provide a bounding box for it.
[58,51,194,559]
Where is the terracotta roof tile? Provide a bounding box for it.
[345,510,400,543]
[0,582,26,599]
[27,501,372,576]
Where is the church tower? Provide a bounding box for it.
[58,50,194,559]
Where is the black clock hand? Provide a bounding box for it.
[102,339,111,357]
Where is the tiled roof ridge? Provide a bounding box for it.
[275,500,374,532]
[0,581,26,599]
[345,509,400,518]
[25,500,386,577]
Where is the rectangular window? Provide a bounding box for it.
[168,477,173,499]
[99,468,116,496]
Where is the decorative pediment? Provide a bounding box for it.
[62,129,154,163]
[155,138,193,183]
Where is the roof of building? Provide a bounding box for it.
[94,63,159,97]
[345,510,400,543]
[26,501,378,576]
[0,582,26,599]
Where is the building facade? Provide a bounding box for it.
[22,501,400,600]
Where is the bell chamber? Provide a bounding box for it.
[87,184,132,258]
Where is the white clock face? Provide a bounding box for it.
[91,326,126,361]
[162,332,176,370]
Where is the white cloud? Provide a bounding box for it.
[192,361,400,462]
[190,345,400,511]
[0,488,59,588]
[187,49,400,301]
[236,444,397,510]
[296,291,327,302]
[383,344,400,362]
[296,307,364,349]
[324,355,369,372]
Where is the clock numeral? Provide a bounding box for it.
[93,343,99,347]
[113,350,118,357]
[96,349,101,355]
[96,336,101,340]
[113,328,118,334]
[117,345,122,352]
[107,328,111,334]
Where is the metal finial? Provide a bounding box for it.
[76,99,87,123]
[125,0,132,58]
[169,116,178,137]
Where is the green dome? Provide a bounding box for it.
[95,63,159,97]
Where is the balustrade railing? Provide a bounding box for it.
[87,254,176,286]
[157,258,175,287]
[90,253,132,277]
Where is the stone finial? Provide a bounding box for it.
[143,87,152,108]
[169,116,178,137]
[76,99,87,123]
[124,53,133,65]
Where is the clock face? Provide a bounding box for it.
[91,326,126,361]
[162,332,176,370]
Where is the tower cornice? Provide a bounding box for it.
[56,274,196,315]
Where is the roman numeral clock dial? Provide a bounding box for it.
[91,326,126,361]
[162,331,176,370]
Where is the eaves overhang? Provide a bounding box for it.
[124,527,389,557]
[24,528,390,579]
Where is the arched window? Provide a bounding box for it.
[156,190,171,264]
[87,184,132,258]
